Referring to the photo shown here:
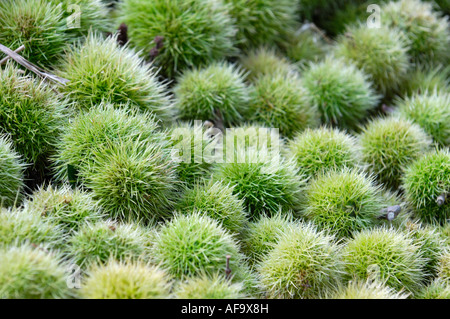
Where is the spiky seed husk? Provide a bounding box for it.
[258,223,344,299]
[80,260,172,299]
[395,90,450,147]
[334,23,411,97]
[416,279,450,299]
[79,140,179,222]
[0,244,73,299]
[247,73,320,138]
[0,207,65,249]
[52,104,161,182]
[213,147,305,218]
[0,0,68,66]
[402,148,450,224]
[327,279,410,299]
[359,116,432,190]
[0,63,68,173]
[302,56,380,129]
[342,227,427,293]
[151,212,247,281]
[117,0,237,78]
[400,64,450,97]
[57,33,174,121]
[240,47,297,81]
[0,136,26,207]
[301,168,384,238]
[241,212,295,265]
[403,220,446,281]
[24,184,104,233]
[381,0,450,66]
[283,24,329,64]
[438,250,450,282]
[174,62,250,126]
[169,122,220,185]
[285,127,362,181]
[174,272,245,299]
[177,180,248,234]
[440,223,450,246]
[68,220,151,269]
[224,0,299,48]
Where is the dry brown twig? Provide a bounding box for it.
[0,43,69,86]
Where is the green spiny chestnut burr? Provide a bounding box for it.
[174,62,250,126]
[395,90,450,147]
[57,33,174,120]
[224,0,299,48]
[0,136,26,207]
[334,23,411,97]
[0,207,64,249]
[239,47,297,81]
[241,212,295,265]
[247,73,319,138]
[438,250,450,282]
[342,227,426,293]
[258,223,344,299]
[283,24,329,64]
[177,180,248,234]
[68,220,150,269]
[440,223,450,246]
[403,220,446,281]
[301,56,380,130]
[152,212,246,281]
[213,147,304,218]
[24,184,104,233]
[381,0,450,66]
[117,0,237,78]
[416,279,450,299]
[79,140,179,223]
[80,260,172,299]
[174,272,245,299]
[0,244,73,299]
[170,121,220,185]
[401,65,450,97]
[327,279,410,299]
[0,0,68,66]
[360,116,432,190]
[285,127,362,181]
[301,168,384,238]
[0,63,67,174]
[53,104,161,182]
[53,105,179,222]
[402,148,450,224]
